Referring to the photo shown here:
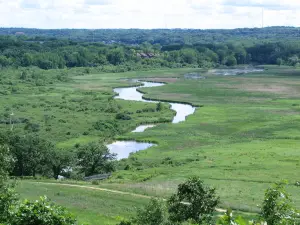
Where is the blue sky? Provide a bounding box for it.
[0,0,300,29]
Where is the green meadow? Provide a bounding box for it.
[15,181,149,225]
[12,66,300,223]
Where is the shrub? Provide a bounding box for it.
[142,108,156,113]
[124,164,131,170]
[116,113,132,120]
[162,157,173,165]
[74,143,80,148]
[117,221,132,225]
[156,102,163,111]
[93,120,119,132]
[24,122,40,132]
[168,177,219,224]
[0,184,18,222]
[58,119,67,123]
[9,196,77,225]
[91,180,100,185]
[134,198,168,225]
[217,209,263,225]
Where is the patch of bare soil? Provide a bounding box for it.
[216,82,299,97]
[241,84,299,96]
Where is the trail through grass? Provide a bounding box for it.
[14,66,300,222]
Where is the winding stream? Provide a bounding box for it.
[107,68,264,159]
[107,81,196,160]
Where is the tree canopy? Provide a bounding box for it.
[1,31,300,71]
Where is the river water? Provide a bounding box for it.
[107,81,196,160]
[108,68,264,159]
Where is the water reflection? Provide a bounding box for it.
[108,81,196,159]
[132,125,156,133]
[171,103,196,124]
[210,68,264,76]
[107,141,155,160]
[114,82,164,102]
[114,81,196,123]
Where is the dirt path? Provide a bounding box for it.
[32,182,227,213]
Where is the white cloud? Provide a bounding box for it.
[223,0,300,10]
[1,0,300,28]
[20,0,41,9]
[85,0,114,5]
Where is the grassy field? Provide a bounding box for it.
[15,181,149,225]
[0,68,176,147]
[13,66,300,223]
[112,66,300,210]
[15,180,259,224]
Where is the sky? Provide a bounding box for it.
[0,0,300,29]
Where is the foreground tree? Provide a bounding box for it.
[0,145,18,222]
[0,145,11,184]
[168,177,219,224]
[0,184,18,223]
[119,178,300,225]
[261,181,298,225]
[217,181,299,225]
[77,142,116,177]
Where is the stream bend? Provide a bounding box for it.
[107,81,196,160]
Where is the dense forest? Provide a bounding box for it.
[1,27,300,44]
[1,34,300,71]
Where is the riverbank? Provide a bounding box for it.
[15,66,300,224]
[107,81,196,159]
[102,66,300,211]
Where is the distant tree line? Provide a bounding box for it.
[1,27,300,44]
[1,35,300,71]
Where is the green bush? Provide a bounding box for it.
[117,221,132,225]
[156,102,163,111]
[24,122,40,132]
[116,113,132,120]
[168,177,220,224]
[261,181,298,225]
[0,184,18,222]
[217,209,264,225]
[9,196,77,225]
[91,180,100,185]
[93,120,118,132]
[134,198,168,225]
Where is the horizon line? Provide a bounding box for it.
[0,26,299,30]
